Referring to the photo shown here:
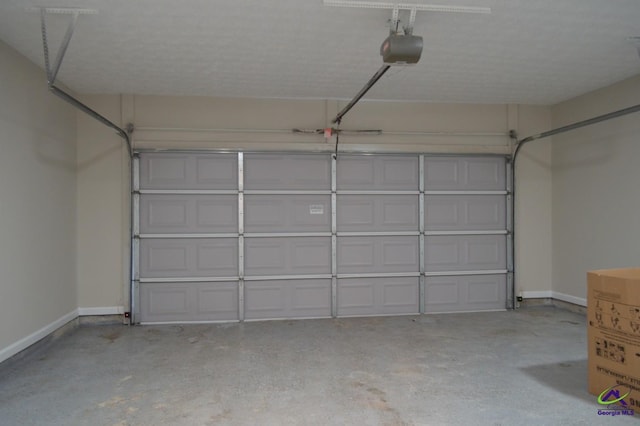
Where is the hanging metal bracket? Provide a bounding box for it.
[37,7,133,157]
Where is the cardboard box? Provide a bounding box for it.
[588,268,640,410]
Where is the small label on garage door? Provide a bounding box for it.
[309,205,324,215]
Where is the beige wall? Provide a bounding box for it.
[551,75,640,302]
[74,95,553,311]
[0,41,77,360]
[76,95,127,311]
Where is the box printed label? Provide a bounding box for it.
[595,337,626,364]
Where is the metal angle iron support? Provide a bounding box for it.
[322,1,491,14]
[505,158,514,310]
[43,8,79,84]
[131,155,141,323]
[331,155,338,317]
[238,153,245,321]
[419,154,425,314]
[408,6,417,32]
[390,4,399,32]
[38,8,133,157]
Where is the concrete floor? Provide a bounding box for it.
[0,306,635,425]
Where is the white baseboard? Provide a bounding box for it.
[0,309,78,364]
[77,306,124,316]
[552,291,587,307]
[521,291,553,299]
[520,290,587,307]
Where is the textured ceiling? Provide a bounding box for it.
[0,0,639,105]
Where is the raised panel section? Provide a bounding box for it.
[337,155,419,190]
[140,153,237,189]
[425,274,506,313]
[140,238,238,278]
[337,195,419,232]
[244,154,331,190]
[140,281,238,322]
[337,277,419,316]
[244,279,331,319]
[140,195,237,233]
[425,195,506,231]
[337,236,419,274]
[244,237,331,276]
[245,195,331,233]
[425,235,506,271]
[424,156,505,190]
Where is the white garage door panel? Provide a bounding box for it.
[140,194,237,234]
[425,235,506,271]
[244,154,331,190]
[337,236,419,274]
[424,157,505,190]
[140,238,238,278]
[135,152,510,323]
[425,195,506,231]
[244,237,331,276]
[337,155,419,190]
[337,277,419,316]
[337,195,419,231]
[245,195,331,233]
[140,153,237,190]
[244,279,331,319]
[425,275,506,313]
[140,281,238,322]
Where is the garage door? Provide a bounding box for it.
[336,155,420,316]
[133,152,511,323]
[423,157,510,313]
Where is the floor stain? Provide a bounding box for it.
[391,363,424,377]
[216,323,237,329]
[333,320,350,329]
[350,381,409,426]
[208,408,232,423]
[100,331,121,343]
[99,395,126,408]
